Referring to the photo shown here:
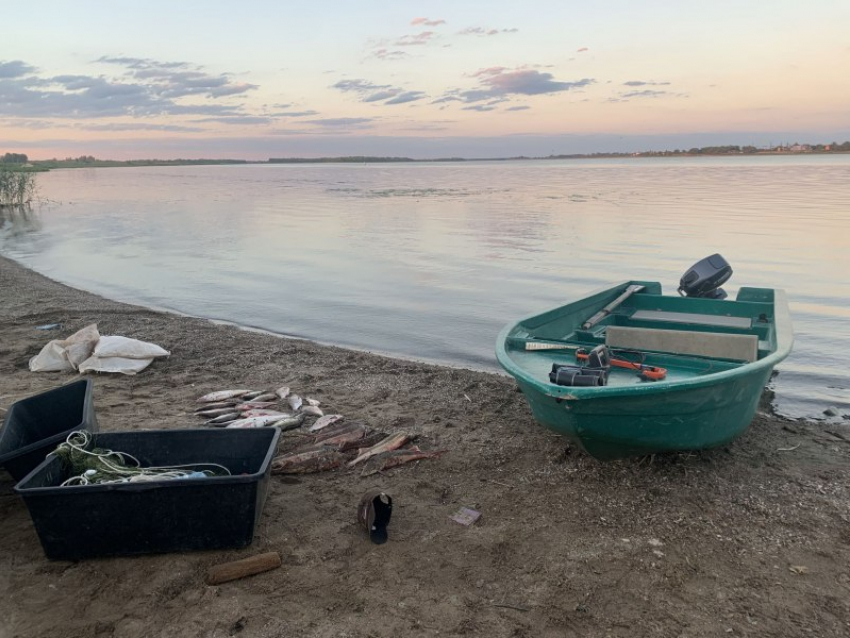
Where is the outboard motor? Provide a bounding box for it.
[678,254,732,300]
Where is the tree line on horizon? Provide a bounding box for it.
[2,142,850,168]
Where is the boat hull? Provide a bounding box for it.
[496,281,792,460]
[514,365,774,460]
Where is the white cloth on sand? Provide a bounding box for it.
[29,323,170,375]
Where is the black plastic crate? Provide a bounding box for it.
[0,379,98,482]
[14,428,281,560]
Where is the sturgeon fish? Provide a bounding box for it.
[347,432,413,467]
[360,447,447,476]
[271,448,343,474]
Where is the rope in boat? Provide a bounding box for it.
[52,431,232,486]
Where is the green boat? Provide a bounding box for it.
[496,256,793,460]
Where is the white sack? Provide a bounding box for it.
[28,340,75,372]
[29,324,101,372]
[61,323,100,368]
[94,335,170,359]
[78,355,154,375]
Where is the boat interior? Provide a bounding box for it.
[504,285,778,388]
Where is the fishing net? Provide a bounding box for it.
[52,431,231,486]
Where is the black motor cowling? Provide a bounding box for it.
[678,254,732,300]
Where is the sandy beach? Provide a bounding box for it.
[1,254,848,638]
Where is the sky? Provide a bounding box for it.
[2,1,849,160]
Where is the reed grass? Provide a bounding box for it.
[0,169,37,206]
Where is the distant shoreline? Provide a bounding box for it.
[3,148,850,172]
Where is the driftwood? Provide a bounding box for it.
[206,551,282,585]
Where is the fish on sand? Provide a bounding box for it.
[275,386,291,400]
[271,412,306,431]
[287,394,303,411]
[197,389,250,403]
[271,448,343,474]
[240,409,287,418]
[205,412,240,425]
[360,446,447,476]
[308,414,343,432]
[347,432,413,467]
[226,414,290,428]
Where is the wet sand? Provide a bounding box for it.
[1,254,848,638]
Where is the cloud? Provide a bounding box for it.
[0,60,37,78]
[385,91,426,105]
[97,56,257,99]
[462,104,497,112]
[620,89,669,99]
[440,68,594,105]
[623,80,671,87]
[371,48,408,60]
[331,78,425,106]
[577,47,589,53]
[394,31,437,46]
[411,17,446,27]
[332,79,392,93]
[458,27,518,36]
[194,116,273,125]
[79,122,204,132]
[275,110,320,117]
[0,57,257,121]
[506,105,530,111]
[305,117,375,128]
[363,89,401,103]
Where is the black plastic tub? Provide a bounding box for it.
[14,428,281,560]
[0,379,98,482]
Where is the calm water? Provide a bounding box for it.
[1,157,849,423]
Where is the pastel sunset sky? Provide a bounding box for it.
[3,1,849,159]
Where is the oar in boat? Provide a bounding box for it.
[581,284,645,330]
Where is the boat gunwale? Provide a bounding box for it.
[495,281,793,401]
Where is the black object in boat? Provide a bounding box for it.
[549,363,609,387]
[678,253,732,300]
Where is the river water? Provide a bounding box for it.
[1,156,848,423]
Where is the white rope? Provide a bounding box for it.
[56,431,232,486]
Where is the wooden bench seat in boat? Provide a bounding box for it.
[628,309,752,330]
[605,325,759,362]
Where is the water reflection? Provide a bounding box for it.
[0,204,41,244]
[2,158,849,422]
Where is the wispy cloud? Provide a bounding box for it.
[371,48,408,61]
[331,78,426,106]
[305,117,375,128]
[0,57,256,120]
[577,47,589,53]
[98,56,257,98]
[506,105,530,111]
[439,67,594,106]
[394,31,437,46]
[194,116,273,125]
[277,110,320,117]
[385,91,426,105]
[620,89,670,99]
[458,27,518,36]
[79,122,204,132]
[332,79,392,93]
[411,17,446,27]
[623,80,670,87]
